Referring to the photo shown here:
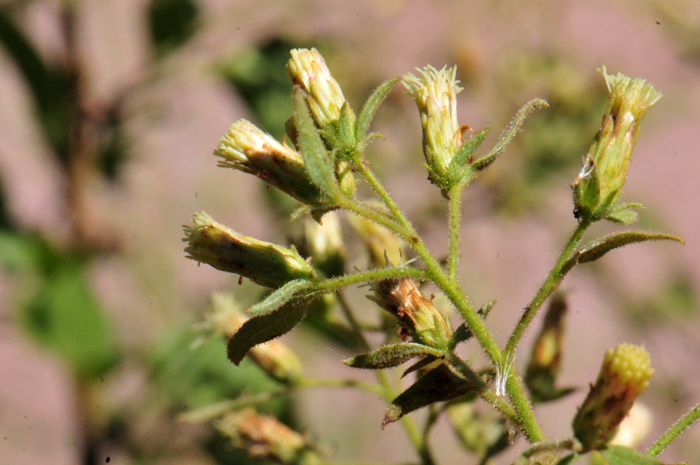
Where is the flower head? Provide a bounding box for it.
[369,278,453,350]
[573,343,655,451]
[183,212,316,289]
[573,68,661,221]
[287,48,348,129]
[403,65,463,184]
[218,409,320,465]
[215,120,329,207]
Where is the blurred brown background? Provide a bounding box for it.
[1,0,699,464]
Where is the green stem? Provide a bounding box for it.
[349,164,546,442]
[314,268,427,295]
[447,184,465,284]
[446,353,518,423]
[179,377,383,423]
[505,217,591,355]
[647,402,700,457]
[519,438,578,459]
[505,373,545,444]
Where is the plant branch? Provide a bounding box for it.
[505,217,591,355]
[345,163,545,442]
[647,402,700,457]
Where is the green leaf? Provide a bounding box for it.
[19,258,119,378]
[343,342,444,369]
[563,231,684,273]
[451,300,495,347]
[338,102,357,150]
[400,355,438,378]
[446,126,490,184]
[148,0,200,57]
[382,364,477,427]
[471,99,548,173]
[604,203,644,225]
[245,279,313,317]
[593,446,663,465]
[227,302,307,366]
[356,77,400,145]
[293,87,341,199]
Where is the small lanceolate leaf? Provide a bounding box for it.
[227,302,307,366]
[343,343,445,370]
[563,231,684,273]
[471,99,548,173]
[446,126,490,184]
[592,446,663,465]
[293,87,341,199]
[338,102,357,151]
[356,77,400,145]
[245,279,314,316]
[555,454,582,465]
[401,355,438,378]
[604,203,644,225]
[451,300,495,347]
[383,364,477,427]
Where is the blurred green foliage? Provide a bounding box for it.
[148,0,200,57]
[0,231,119,378]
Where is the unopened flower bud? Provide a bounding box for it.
[287,48,348,129]
[525,294,572,402]
[291,212,346,278]
[215,119,330,207]
[218,409,321,465]
[183,212,316,289]
[572,68,661,221]
[369,278,453,350]
[403,65,463,185]
[573,343,655,451]
[348,212,406,268]
[206,293,302,383]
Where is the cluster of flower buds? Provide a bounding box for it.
[369,277,453,350]
[573,343,655,451]
[572,69,662,222]
[183,212,316,289]
[218,408,321,465]
[203,293,302,383]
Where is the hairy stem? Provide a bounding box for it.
[447,184,465,284]
[505,217,591,355]
[647,402,700,457]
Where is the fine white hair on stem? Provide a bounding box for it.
[495,352,516,397]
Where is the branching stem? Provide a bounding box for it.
[349,164,546,442]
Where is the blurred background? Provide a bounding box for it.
[1,0,700,464]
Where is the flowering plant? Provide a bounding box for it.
[183,48,697,465]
